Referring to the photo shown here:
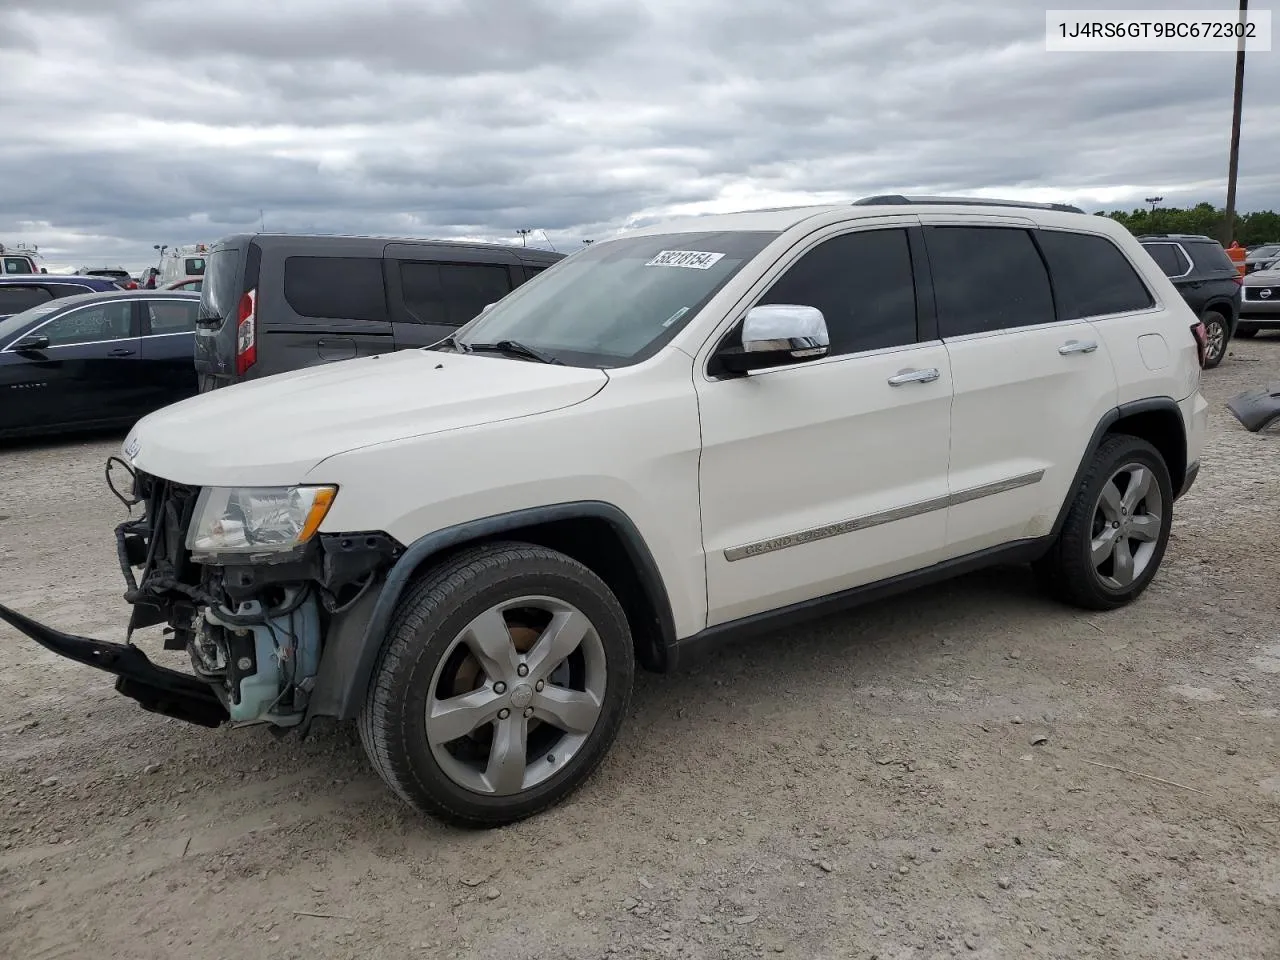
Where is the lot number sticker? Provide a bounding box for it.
[645,250,725,269]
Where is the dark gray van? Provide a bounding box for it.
[194,234,563,391]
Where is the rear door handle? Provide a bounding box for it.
[1058,339,1098,355]
[107,348,136,357]
[887,367,941,385]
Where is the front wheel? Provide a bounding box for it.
[359,542,635,826]
[1033,435,1173,611]
[1200,310,1230,368]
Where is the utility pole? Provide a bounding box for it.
[1223,0,1248,245]
[516,228,532,247]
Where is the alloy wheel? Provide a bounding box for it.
[1090,462,1164,590]
[425,596,607,796]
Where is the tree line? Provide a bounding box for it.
[1097,203,1280,245]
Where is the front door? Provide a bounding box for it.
[695,222,954,626]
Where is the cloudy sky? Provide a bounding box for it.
[2,0,1277,270]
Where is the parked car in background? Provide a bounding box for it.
[157,245,209,288]
[1244,243,1280,274]
[79,266,138,289]
[194,234,563,391]
[1,246,41,275]
[1137,234,1241,369]
[0,290,200,440]
[0,274,123,320]
[1237,264,1280,338]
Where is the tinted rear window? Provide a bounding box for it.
[1037,230,1154,319]
[1142,243,1192,278]
[2,257,32,274]
[283,256,387,322]
[201,248,243,318]
[185,257,206,276]
[0,285,55,315]
[1187,241,1235,273]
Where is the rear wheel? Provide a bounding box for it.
[1033,435,1173,611]
[359,542,635,826]
[1200,310,1230,368]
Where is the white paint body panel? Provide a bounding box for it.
[120,201,1208,646]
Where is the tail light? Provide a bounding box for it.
[1191,321,1207,367]
[235,288,257,375]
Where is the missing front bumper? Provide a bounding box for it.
[0,603,229,728]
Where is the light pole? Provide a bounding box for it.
[1223,0,1248,245]
[516,228,532,247]
[1145,196,1163,213]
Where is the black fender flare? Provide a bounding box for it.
[323,500,678,722]
[1048,396,1189,542]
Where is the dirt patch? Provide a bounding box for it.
[2,341,1279,959]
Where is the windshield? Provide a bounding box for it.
[454,230,779,367]
[0,299,64,343]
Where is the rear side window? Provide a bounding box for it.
[926,227,1056,337]
[185,258,206,276]
[146,300,198,334]
[399,261,513,326]
[0,285,54,314]
[1141,242,1192,278]
[1187,241,1235,273]
[284,256,387,322]
[3,257,31,274]
[1037,231,1154,319]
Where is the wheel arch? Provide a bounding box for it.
[323,501,678,722]
[1050,398,1189,541]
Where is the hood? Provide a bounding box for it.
[1244,266,1280,284]
[125,349,608,486]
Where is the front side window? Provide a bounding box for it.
[926,226,1056,337]
[454,230,779,367]
[147,300,198,334]
[754,228,917,356]
[39,302,133,346]
[400,261,513,326]
[1141,242,1192,278]
[283,256,387,322]
[1038,230,1154,320]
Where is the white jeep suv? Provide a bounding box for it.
[0,196,1207,825]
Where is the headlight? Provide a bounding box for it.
[186,485,336,561]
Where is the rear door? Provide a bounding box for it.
[384,243,520,349]
[267,249,393,372]
[3,298,143,427]
[921,221,1119,558]
[195,243,250,392]
[139,297,199,412]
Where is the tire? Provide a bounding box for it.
[1033,434,1173,611]
[1235,322,1259,339]
[359,541,635,826]
[1200,309,1230,368]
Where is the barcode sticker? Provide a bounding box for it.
[645,250,725,269]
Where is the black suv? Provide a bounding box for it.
[1138,234,1242,369]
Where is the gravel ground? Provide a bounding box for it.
[1,338,1278,960]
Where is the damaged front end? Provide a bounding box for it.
[0,459,401,731]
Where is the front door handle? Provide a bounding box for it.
[107,348,136,357]
[1058,339,1098,355]
[887,367,940,386]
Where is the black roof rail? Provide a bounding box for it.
[853,194,1085,215]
